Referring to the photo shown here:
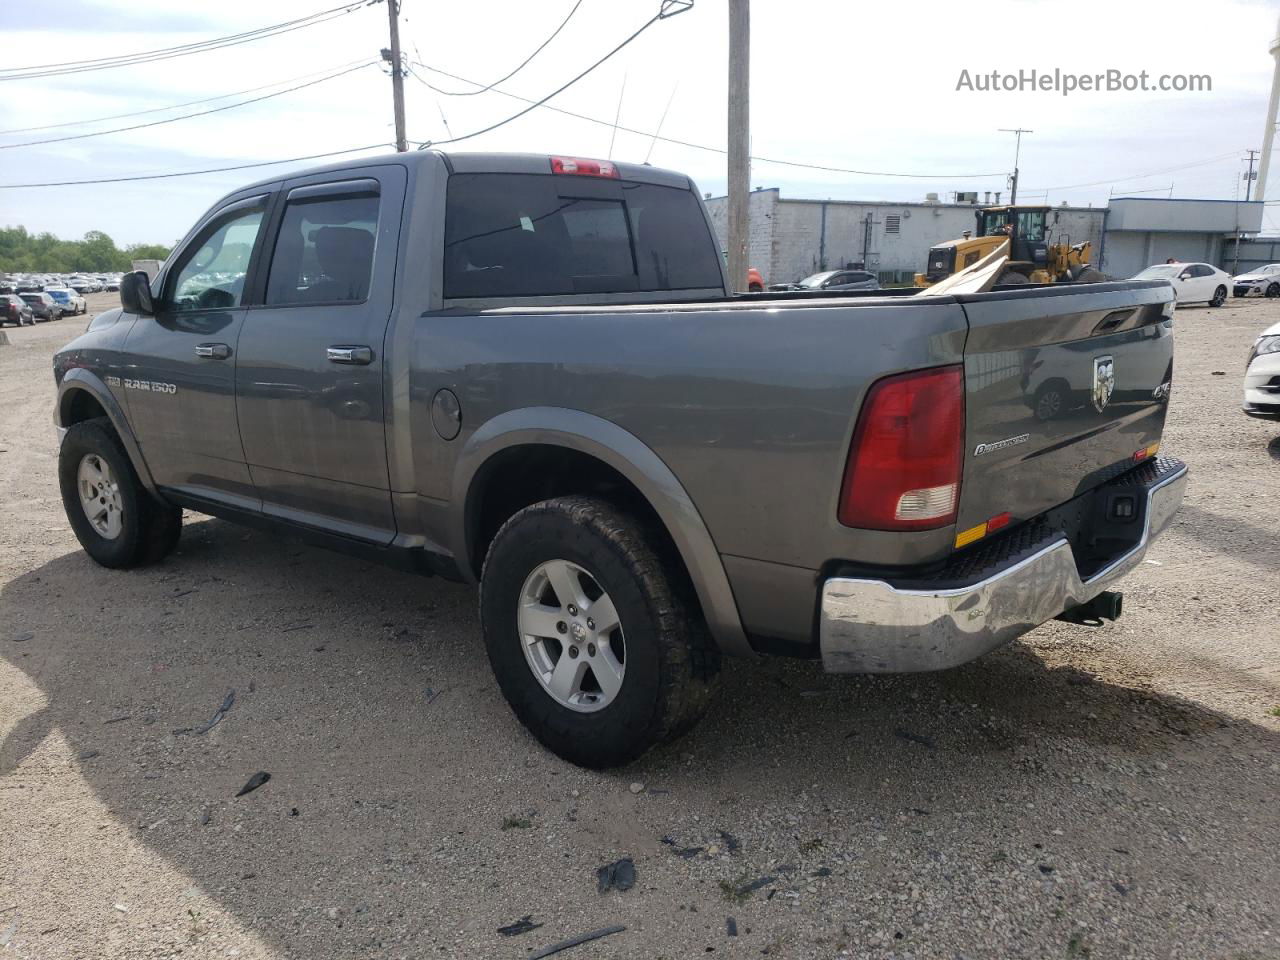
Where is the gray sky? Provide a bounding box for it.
[3,0,1280,246]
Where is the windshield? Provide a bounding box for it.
[1135,265,1181,279]
[797,271,837,288]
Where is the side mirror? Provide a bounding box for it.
[119,271,154,315]
[1177,272,1191,281]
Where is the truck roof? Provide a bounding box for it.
[230,149,695,196]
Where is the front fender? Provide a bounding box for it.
[451,407,753,658]
[56,369,158,494]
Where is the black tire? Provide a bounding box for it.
[59,417,182,569]
[480,495,720,768]
[1210,285,1227,307]
[1074,267,1107,283]
[997,268,1030,285]
[1267,283,1279,298]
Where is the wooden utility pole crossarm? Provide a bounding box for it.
[726,0,749,294]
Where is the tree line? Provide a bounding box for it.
[0,225,171,273]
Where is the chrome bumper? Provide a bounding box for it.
[819,460,1188,674]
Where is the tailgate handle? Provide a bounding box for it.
[1093,309,1134,333]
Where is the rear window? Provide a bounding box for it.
[443,172,722,299]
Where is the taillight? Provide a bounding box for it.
[550,156,619,179]
[838,365,965,530]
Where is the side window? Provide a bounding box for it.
[169,204,265,311]
[265,184,380,305]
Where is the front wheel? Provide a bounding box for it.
[1266,283,1279,298]
[1210,285,1227,307]
[59,418,182,568]
[480,496,719,768]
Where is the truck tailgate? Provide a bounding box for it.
[954,280,1174,536]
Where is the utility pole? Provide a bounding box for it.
[999,127,1033,205]
[1234,149,1260,276]
[726,0,749,294]
[383,0,408,152]
[1257,13,1280,202]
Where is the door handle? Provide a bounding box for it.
[327,345,373,365]
[195,342,231,360]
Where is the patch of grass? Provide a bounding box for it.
[501,816,532,830]
[718,872,756,905]
[799,837,824,853]
[1267,705,1280,718]
[1066,933,1091,957]
[989,851,1008,863]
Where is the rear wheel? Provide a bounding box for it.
[59,418,182,568]
[480,495,719,768]
[1210,285,1227,307]
[1266,283,1279,298]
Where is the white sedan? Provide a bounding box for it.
[1133,262,1231,307]
[1244,320,1280,420]
[1231,263,1280,298]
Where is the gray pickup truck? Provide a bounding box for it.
[52,151,1187,767]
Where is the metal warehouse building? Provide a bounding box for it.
[705,190,1264,286]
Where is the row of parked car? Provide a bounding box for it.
[1,273,122,295]
[2,289,84,326]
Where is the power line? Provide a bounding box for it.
[428,0,585,97]
[0,62,377,150]
[0,57,375,135]
[0,144,390,189]
[409,62,1007,179]
[1024,151,1241,193]
[412,0,692,149]
[0,0,381,82]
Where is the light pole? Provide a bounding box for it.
[999,127,1033,205]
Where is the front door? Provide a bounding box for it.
[234,167,404,544]
[122,193,271,509]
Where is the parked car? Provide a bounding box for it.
[51,150,1186,768]
[1133,262,1230,306]
[45,287,87,315]
[3,293,35,326]
[20,292,63,321]
[1232,263,1280,298]
[1243,320,1280,419]
[771,269,880,293]
[16,279,43,293]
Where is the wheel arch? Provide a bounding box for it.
[56,370,158,494]
[452,407,752,658]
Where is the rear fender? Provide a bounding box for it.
[452,407,753,658]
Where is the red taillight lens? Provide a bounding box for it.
[550,156,620,178]
[838,365,965,530]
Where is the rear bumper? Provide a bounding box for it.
[819,457,1187,673]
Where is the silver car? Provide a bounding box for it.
[781,269,880,292]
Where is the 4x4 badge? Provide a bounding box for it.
[1092,355,1115,412]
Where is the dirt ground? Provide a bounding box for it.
[1,292,1278,960]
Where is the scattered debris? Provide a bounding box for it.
[12,632,32,643]
[894,728,937,750]
[596,857,636,893]
[234,772,270,798]
[1038,864,1055,875]
[170,589,196,599]
[647,788,670,795]
[0,923,15,947]
[527,924,625,959]
[1112,882,1129,896]
[811,867,832,878]
[280,622,313,633]
[78,749,100,761]
[735,875,777,897]
[717,830,740,854]
[775,864,797,875]
[497,915,543,937]
[1210,370,1225,376]
[200,810,212,826]
[424,686,443,705]
[103,715,132,725]
[290,807,300,817]
[660,836,703,859]
[501,816,532,830]
[313,645,326,653]
[192,690,235,735]
[628,782,645,794]
[113,904,128,913]
[726,917,738,937]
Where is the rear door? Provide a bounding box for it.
[955,281,1173,534]
[234,165,406,544]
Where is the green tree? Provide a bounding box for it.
[0,225,170,272]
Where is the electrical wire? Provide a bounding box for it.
[408,62,1007,179]
[0,144,390,189]
[1023,151,1242,193]
[0,57,375,135]
[0,62,377,150]
[427,0,585,97]
[0,0,381,82]
[412,0,691,149]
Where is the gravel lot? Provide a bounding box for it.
[2,292,1278,960]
